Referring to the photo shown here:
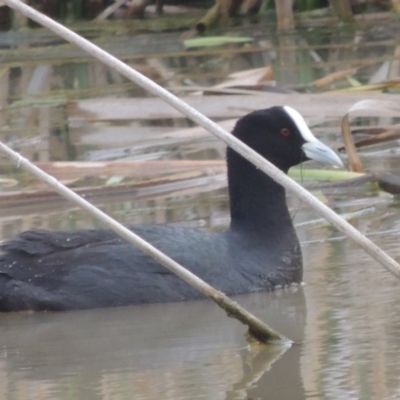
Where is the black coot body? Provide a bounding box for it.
[0,106,342,311]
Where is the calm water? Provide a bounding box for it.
[1,199,400,400]
[1,16,400,400]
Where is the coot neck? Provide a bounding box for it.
[227,152,293,231]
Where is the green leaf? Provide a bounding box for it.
[184,36,253,49]
[106,176,125,186]
[346,76,363,87]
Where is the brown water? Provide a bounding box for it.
[1,18,400,400]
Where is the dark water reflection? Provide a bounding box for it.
[0,288,306,400]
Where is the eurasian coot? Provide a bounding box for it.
[0,106,343,311]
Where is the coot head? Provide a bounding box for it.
[227,106,343,229]
[228,106,343,172]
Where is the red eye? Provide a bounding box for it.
[281,128,290,136]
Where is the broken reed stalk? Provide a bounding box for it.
[3,2,400,291]
[275,0,295,31]
[94,0,127,20]
[0,140,288,344]
[341,115,364,172]
[196,3,221,33]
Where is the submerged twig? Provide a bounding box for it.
[375,172,400,195]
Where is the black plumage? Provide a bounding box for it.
[0,106,342,311]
